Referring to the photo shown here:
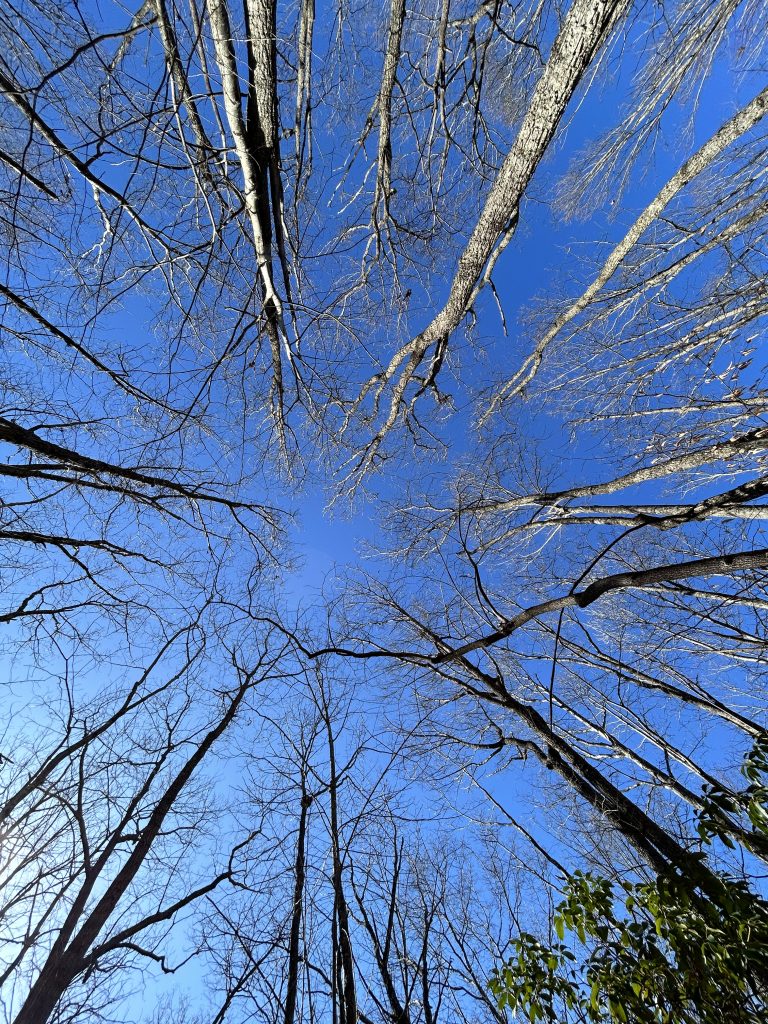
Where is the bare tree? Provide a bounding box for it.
[0,611,294,1024]
[2,1,768,1021]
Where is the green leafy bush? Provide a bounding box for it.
[490,739,768,1023]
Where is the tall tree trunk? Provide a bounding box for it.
[284,786,310,1024]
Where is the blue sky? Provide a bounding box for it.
[2,1,767,1020]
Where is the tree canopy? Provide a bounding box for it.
[1,0,767,1021]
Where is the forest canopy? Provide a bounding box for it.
[1,0,767,1021]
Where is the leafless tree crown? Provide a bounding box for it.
[1,0,767,1021]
